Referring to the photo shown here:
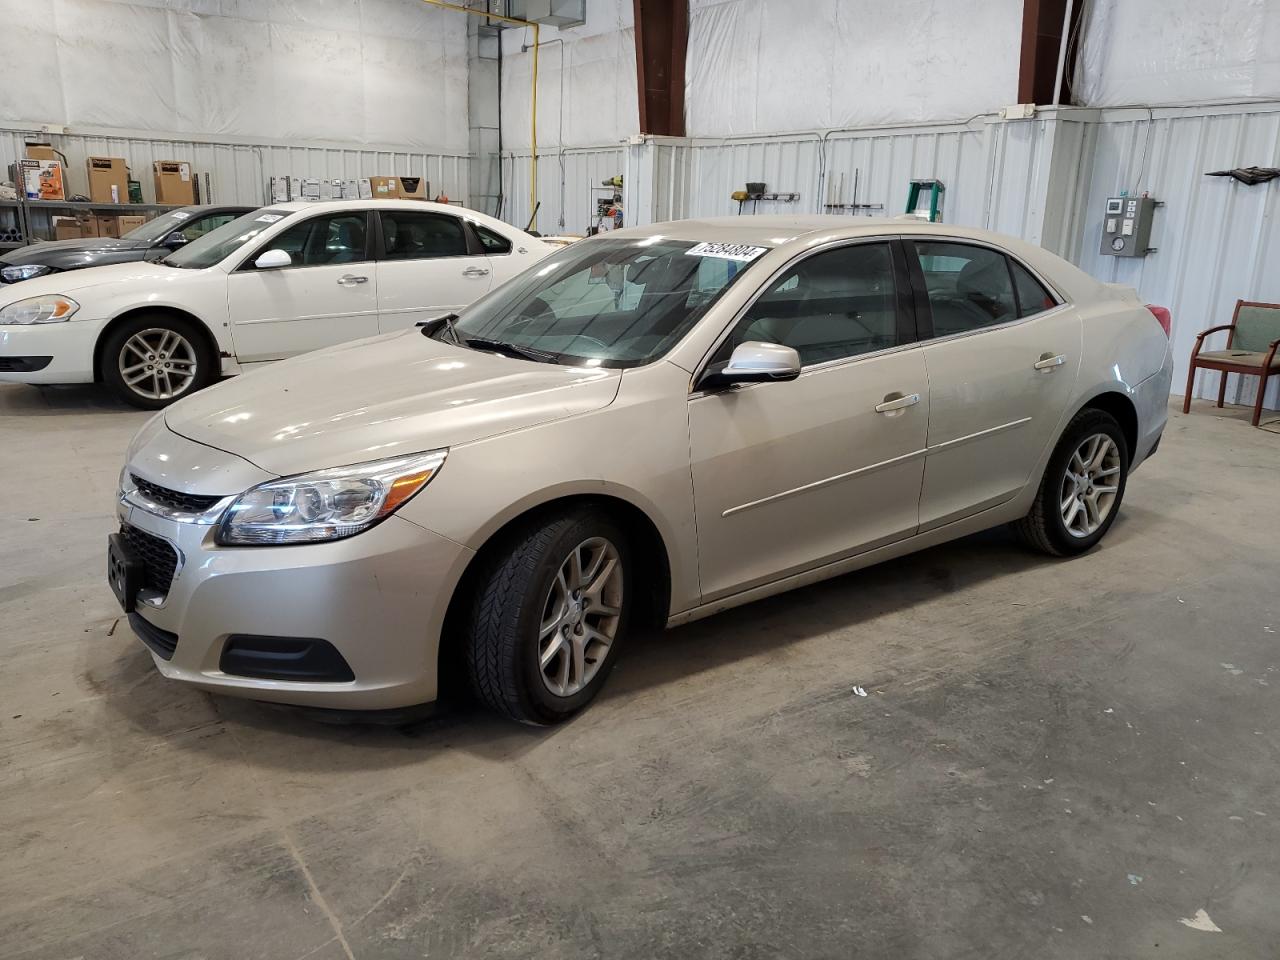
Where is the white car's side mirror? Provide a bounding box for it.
[254,249,292,270]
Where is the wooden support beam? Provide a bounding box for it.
[633,0,688,137]
[1018,0,1085,105]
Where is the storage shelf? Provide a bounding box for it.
[21,200,185,212]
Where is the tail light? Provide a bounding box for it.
[1146,304,1172,337]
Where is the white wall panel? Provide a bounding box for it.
[1069,104,1280,410]
[500,146,624,235]
[1,127,469,206]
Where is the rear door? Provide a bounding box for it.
[909,239,1081,530]
[226,210,378,362]
[374,209,493,332]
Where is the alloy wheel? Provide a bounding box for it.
[537,537,624,697]
[1060,432,1121,538]
[118,328,198,401]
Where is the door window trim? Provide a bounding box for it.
[234,210,376,272]
[904,237,1068,345]
[465,220,512,256]
[374,209,480,262]
[690,235,920,394]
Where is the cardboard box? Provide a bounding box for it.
[396,176,426,199]
[153,161,195,205]
[15,159,66,201]
[25,143,58,161]
[117,215,147,235]
[269,177,291,203]
[368,176,399,199]
[53,216,82,241]
[87,157,129,204]
[94,215,120,239]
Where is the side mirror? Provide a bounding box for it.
[697,341,802,391]
[253,249,292,270]
[161,231,189,249]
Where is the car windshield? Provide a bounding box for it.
[163,208,292,269]
[122,209,199,244]
[448,237,762,367]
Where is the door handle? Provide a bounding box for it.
[874,392,921,415]
[337,275,368,286]
[1034,353,1066,371]
[462,266,490,278]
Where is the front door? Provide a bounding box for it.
[908,239,1082,530]
[689,240,929,601]
[227,211,378,363]
[373,209,493,332]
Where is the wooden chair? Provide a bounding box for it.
[1183,299,1280,427]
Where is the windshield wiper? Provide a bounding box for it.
[418,313,462,344]
[463,337,560,364]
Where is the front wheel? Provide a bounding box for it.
[100,314,215,409]
[465,507,632,725]
[1013,408,1130,556]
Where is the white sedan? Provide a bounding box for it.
[0,200,553,407]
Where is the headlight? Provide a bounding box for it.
[216,449,447,545]
[0,295,79,324]
[1,264,52,282]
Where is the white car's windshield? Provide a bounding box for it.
[164,208,292,269]
[446,237,763,367]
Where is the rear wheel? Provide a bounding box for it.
[1013,408,1129,556]
[465,507,631,725]
[101,314,215,409]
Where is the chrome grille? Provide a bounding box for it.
[131,474,223,514]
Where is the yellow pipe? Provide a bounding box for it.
[418,0,539,231]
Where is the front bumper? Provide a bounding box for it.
[0,318,105,383]
[116,498,472,711]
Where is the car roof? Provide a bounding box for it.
[258,199,531,238]
[608,215,1106,304]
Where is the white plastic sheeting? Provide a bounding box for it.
[0,0,469,151]
[1076,0,1280,107]
[685,0,1023,137]
[498,0,637,150]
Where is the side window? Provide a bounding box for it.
[472,223,513,255]
[380,211,468,261]
[914,241,1017,336]
[256,213,368,267]
[713,243,899,366]
[1010,258,1058,317]
[184,213,237,240]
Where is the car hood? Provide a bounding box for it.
[0,259,196,303]
[1,237,149,265]
[163,330,623,476]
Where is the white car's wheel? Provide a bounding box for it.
[101,314,215,409]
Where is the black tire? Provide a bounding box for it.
[1013,407,1130,556]
[465,507,633,725]
[100,313,216,409]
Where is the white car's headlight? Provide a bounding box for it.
[216,449,447,545]
[0,264,53,283]
[0,295,79,324]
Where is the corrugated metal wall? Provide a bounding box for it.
[1,127,470,207]
[1069,104,1280,409]
[500,147,625,236]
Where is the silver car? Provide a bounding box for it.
[110,217,1174,724]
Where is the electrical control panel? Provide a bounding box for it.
[1100,195,1157,257]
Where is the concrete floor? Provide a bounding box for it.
[1,383,1278,960]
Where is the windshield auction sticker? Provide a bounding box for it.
[685,241,769,262]
[254,214,284,223]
